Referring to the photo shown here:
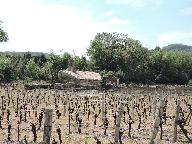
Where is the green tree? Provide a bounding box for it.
[61,52,71,70]
[0,21,8,42]
[87,32,126,71]
[73,56,88,71]
[148,48,190,84]
[120,38,149,83]
[87,32,150,83]
[40,61,53,81]
[34,54,47,67]
[9,55,26,80]
[0,55,13,82]
[26,58,41,80]
[47,52,71,82]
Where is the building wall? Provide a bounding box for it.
[104,76,118,85]
[79,79,101,88]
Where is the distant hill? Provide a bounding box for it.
[0,51,49,57]
[163,44,192,53]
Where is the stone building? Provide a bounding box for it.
[58,61,101,89]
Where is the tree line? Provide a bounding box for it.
[0,23,192,85]
[88,32,192,85]
[0,52,90,83]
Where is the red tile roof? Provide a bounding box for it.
[61,70,102,81]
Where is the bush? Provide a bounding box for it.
[188,80,192,86]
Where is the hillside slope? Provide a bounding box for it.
[163,44,192,53]
[0,51,49,57]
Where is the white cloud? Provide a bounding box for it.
[0,0,131,56]
[105,0,163,8]
[180,7,192,15]
[98,10,116,18]
[156,32,192,47]
[109,16,129,25]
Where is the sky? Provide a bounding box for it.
[0,0,192,56]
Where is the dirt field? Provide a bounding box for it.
[0,83,192,143]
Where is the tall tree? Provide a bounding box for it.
[87,32,149,83]
[26,58,40,80]
[0,55,13,82]
[73,56,88,71]
[0,21,8,42]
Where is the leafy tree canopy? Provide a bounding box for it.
[0,21,8,42]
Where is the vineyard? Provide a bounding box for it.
[0,83,192,143]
